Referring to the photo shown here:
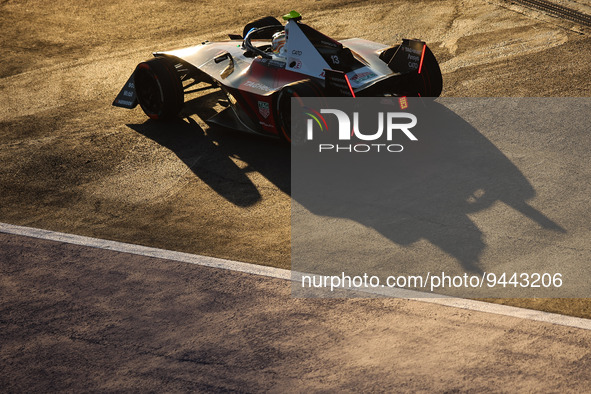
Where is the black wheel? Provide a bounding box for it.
[275,79,324,144]
[134,57,184,120]
[416,46,442,98]
[242,16,282,39]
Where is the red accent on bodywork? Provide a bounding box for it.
[235,58,315,136]
[344,74,356,98]
[418,44,426,74]
[236,89,278,135]
[241,58,308,94]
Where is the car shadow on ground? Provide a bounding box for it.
[128,100,564,273]
[292,100,566,274]
[127,117,290,208]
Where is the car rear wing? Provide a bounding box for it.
[386,39,427,75]
[323,39,428,97]
[323,69,356,97]
[325,39,441,98]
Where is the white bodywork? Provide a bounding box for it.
[283,19,331,78]
[159,20,395,94]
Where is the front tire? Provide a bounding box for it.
[134,57,184,120]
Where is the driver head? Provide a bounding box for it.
[271,31,286,57]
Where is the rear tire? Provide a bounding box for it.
[275,79,324,144]
[134,57,184,120]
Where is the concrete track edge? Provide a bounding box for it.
[1,222,589,331]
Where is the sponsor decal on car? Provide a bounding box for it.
[260,58,286,69]
[319,40,339,48]
[112,75,137,109]
[258,101,270,119]
[244,80,272,92]
[349,71,377,84]
[259,121,274,128]
[399,96,408,110]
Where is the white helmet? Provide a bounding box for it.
[271,31,286,57]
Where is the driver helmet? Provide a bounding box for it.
[271,31,286,57]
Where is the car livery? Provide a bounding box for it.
[113,11,443,143]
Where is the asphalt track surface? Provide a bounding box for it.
[2,230,591,391]
[2,0,591,391]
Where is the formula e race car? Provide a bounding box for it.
[113,11,442,143]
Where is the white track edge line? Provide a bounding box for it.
[0,222,291,280]
[1,222,590,331]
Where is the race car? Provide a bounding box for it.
[113,10,442,143]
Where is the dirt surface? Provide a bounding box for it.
[1,0,591,390]
[2,232,591,392]
[4,0,589,308]
[1,0,590,264]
